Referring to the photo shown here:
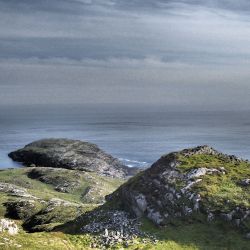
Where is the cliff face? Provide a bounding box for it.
[107,146,250,233]
[8,138,139,178]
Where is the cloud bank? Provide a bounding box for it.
[0,0,250,109]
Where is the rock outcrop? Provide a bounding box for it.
[9,138,139,178]
[0,182,38,199]
[107,145,250,234]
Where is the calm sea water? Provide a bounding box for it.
[1,104,250,169]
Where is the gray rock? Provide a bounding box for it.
[181,145,219,157]
[187,168,208,179]
[78,209,153,247]
[240,179,250,186]
[186,167,221,179]
[164,193,174,202]
[135,194,147,214]
[183,206,193,215]
[147,210,163,225]
[246,232,250,239]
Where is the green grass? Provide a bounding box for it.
[177,154,250,211]
[140,218,250,250]
[0,226,93,250]
[0,168,123,204]
[1,217,249,250]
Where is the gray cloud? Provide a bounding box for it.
[3,1,250,13]
[0,0,250,109]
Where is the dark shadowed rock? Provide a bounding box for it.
[9,138,139,178]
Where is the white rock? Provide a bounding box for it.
[0,219,18,235]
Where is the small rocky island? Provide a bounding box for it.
[8,138,139,178]
[0,140,249,249]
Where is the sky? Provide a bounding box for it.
[1,0,250,110]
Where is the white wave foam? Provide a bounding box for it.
[119,158,149,168]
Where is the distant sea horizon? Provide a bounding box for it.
[1,103,250,169]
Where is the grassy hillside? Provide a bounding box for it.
[0,149,250,250]
[0,167,123,232]
[0,167,123,204]
[177,153,250,211]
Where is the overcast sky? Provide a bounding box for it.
[1,0,250,110]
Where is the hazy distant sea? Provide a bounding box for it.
[1,104,250,169]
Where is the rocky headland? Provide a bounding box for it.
[105,145,250,236]
[8,138,140,178]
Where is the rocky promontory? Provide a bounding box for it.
[9,138,139,178]
[107,145,250,235]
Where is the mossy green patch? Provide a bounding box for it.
[177,154,250,211]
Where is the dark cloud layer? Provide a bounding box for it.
[2,0,250,13]
[0,0,250,109]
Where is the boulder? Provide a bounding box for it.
[0,219,18,235]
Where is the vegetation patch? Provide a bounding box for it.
[177,153,250,211]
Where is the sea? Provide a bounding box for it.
[1,104,250,169]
